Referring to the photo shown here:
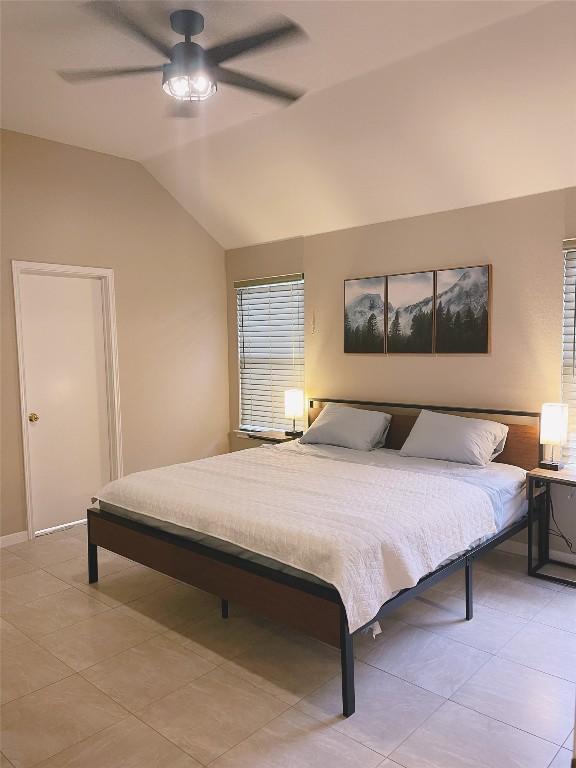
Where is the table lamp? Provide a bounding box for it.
[540,403,568,471]
[284,388,304,437]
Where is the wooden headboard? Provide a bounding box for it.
[308,399,541,471]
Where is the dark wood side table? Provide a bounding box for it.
[243,430,297,444]
[527,467,576,587]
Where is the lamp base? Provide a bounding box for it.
[539,460,564,472]
[285,430,303,438]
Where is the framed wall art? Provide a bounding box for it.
[387,271,434,353]
[344,276,386,353]
[435,265,490,353]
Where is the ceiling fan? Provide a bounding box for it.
[58,2,306,109]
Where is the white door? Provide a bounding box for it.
[17,272,112,533]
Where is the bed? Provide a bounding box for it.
[87,399,541,717]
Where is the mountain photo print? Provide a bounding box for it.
[387,271,434,353]
[435,266,489,353]
[344,276,386,353]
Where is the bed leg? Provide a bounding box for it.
[340,610,355,717]
[88,541,99,584]
[465,557,473,621]
[221,599,229,619]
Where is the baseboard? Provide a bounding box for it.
[0,530,29,548]
[36,519,86,536]
[498,540,576,566]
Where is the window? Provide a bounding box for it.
[236,274,304,432]
[562,245,576,464]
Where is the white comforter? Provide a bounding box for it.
[97,446,497,632]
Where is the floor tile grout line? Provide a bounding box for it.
[0,590,115,642]
[389,604,529,655]
[76,628,220,704]
[0,586,187,647]
[4,595,284,709]
[530,617,576,635]
[1,673,135,768]
[385,694,566,767]
[464,648,576,692]
[2,543,95,571]
[445,694,575,748]
[1,665,78,707]
[201,698,388,768]
[122,635,349,761]
[2,580,113,610]
[23,574,187,639]
[494,627,576,685]
[547,746,569,768]
[0,630,81,708]
[376,687,453,763]
[131,665,295,767]
[293,672,447,760]
[356,652,485,701]
[63,570,177,604]
[492,654,576,686]
[1,566,71,592]
[72,614,306,709]
[16,677,137,768]
[50,615,188,675]
[434,570,561,606]
[204,645,341,709]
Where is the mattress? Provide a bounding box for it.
[96,443,526,632]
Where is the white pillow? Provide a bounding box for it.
[301,403,391,451]
[400,410,508,466]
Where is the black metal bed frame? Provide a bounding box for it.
[87,399,540,718]
[87,509,528,717]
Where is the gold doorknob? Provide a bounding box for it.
[28,413,39,423]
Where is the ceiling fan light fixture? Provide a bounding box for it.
[162,67,216,101]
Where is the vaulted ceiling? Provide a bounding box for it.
[2,1,575,248]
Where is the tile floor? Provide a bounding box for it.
[0,525,574,768]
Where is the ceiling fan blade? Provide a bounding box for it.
[85,1,172,59]
[58,65,164,83]
[216,66,304,103]
[207,18,304,65]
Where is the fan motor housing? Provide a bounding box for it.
[169,41,210,70]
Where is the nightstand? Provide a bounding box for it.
[243,430,298,444]
[527,467,576,587]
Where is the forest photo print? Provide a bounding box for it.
[436,266,489,353]
[344,276,386,353]
[344,265,490,354]
[387,271,434,353]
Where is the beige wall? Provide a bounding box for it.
[1,130,229,537]
[227,188,576,552]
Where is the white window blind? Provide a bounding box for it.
[237,274,304,432]
[562,248,576,464]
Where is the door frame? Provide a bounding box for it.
[12,261,123,538]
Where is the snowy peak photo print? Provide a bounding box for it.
[387,271,434,353]
[435,266,490,353]
[344,276,386,353]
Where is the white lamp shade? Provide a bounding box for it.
[540,403,569,445]
[284,388,304,420]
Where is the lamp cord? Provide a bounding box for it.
[548,492,574,554]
